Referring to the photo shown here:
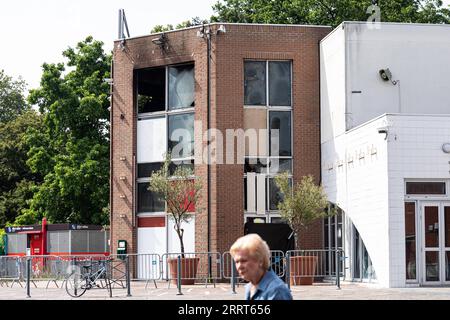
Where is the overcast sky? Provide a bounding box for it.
[1,0,449,91]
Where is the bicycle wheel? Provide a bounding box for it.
[65,271,88,298]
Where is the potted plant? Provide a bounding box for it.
[274,173,335,285]
[149,153,202,285]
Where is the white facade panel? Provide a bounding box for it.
[344,23,450,130]
[167,216,196,253]
[137,226,166,279]
[322,116,390,287]
[137,117,167,163]
[386,114,450,287]
[320,26,346,143]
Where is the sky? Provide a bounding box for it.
[1,0,449,91]
[0,0,216,90]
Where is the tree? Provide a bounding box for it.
[24,36,111,226]
[148,154,202,255]
[0,70,29,123]
[275,173,334,249]
[211,0,450,28]
[150,17,209,33]
[0,111,44,228]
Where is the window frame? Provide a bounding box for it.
[136,63,195,216]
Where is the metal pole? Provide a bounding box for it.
[286,251,291,290]
[26,257,31,298]
[177,255,183,295]
[126,255,132,297]
[336,250,341,290]
[231,258,236,294]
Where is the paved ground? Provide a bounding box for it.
[1,280,450,300]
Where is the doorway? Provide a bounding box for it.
[420,202,450,285]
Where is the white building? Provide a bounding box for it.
[320,22,450,287]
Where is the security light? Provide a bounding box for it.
[152,33,167,46]
[442,143,450,153]
[379,68,397,85]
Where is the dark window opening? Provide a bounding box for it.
[138,183,165,213]
[138,162,163,178]
[136,67,166,114]
[269,61,291,106]
[406,182,446,195]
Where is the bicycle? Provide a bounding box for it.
[65,259,112,298]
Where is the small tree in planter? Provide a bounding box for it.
[148,153,202,284]
[274,173,335,285]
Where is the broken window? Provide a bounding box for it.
[168,113,194,159]
[169,64,195,110]
[136,67,166,113]
[269,61,291,106]
[244,61,266,106]
[269,111,291,156]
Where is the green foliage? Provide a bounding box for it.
[0,70,29,123]
[149,153,202,254]
[151,17,209,33]
[0,229,6,255]
[0,111,44,228]
[211,0,450,28]
[25,36,111,226]
[275,174,334,248]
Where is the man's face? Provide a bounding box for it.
[233,249,261,283]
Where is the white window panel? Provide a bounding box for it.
[257,174,266,214]
[247,173,256,213]
[167,216,195,253]
[137,117,167,163]
[137,226,166,279]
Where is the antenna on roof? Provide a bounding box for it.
[118,9,130,40]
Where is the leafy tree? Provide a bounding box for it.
[0,111,44,227]
[151,17,209,33]
[275,173,334,249]
[149,154,202,255]
[0,70,29,123]
[25,36,111,225]
[211,0,450,28]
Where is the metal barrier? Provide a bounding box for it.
[121,253,161,289]
[222,250,286,279]
[161,252,222,287]
[285,249,345,289]
[0,256,23,287]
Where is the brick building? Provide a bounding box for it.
[110,23,331,266]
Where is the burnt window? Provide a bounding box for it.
[406,182,446,195]
[136,67,166,113]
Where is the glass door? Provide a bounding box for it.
[421,203,450,285]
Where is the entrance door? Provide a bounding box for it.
[29,233,42,255]
[421,203,450,285]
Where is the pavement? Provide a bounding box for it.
[1,280,450,300]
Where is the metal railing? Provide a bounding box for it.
[1,249,345,297]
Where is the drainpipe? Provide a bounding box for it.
[207,26,212,257]
[109,58,114,255]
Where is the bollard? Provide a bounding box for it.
[336,250,341,290]
[231,258,237,294]
[26,257,31,298]
[286,251,291,290]
[176,255,183,295]
[126,255,132,297]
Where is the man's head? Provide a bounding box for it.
[230,234,270,284]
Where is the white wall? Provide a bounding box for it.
[137,226,166,279]
[167,216,196,254]
[137,117,167,163]
[320,26,346,144]
[322,115,390,287]
[386,114,450,287]
[345,22,450,130]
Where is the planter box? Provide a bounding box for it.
[168,257,199,285]
[289,256,318,286]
